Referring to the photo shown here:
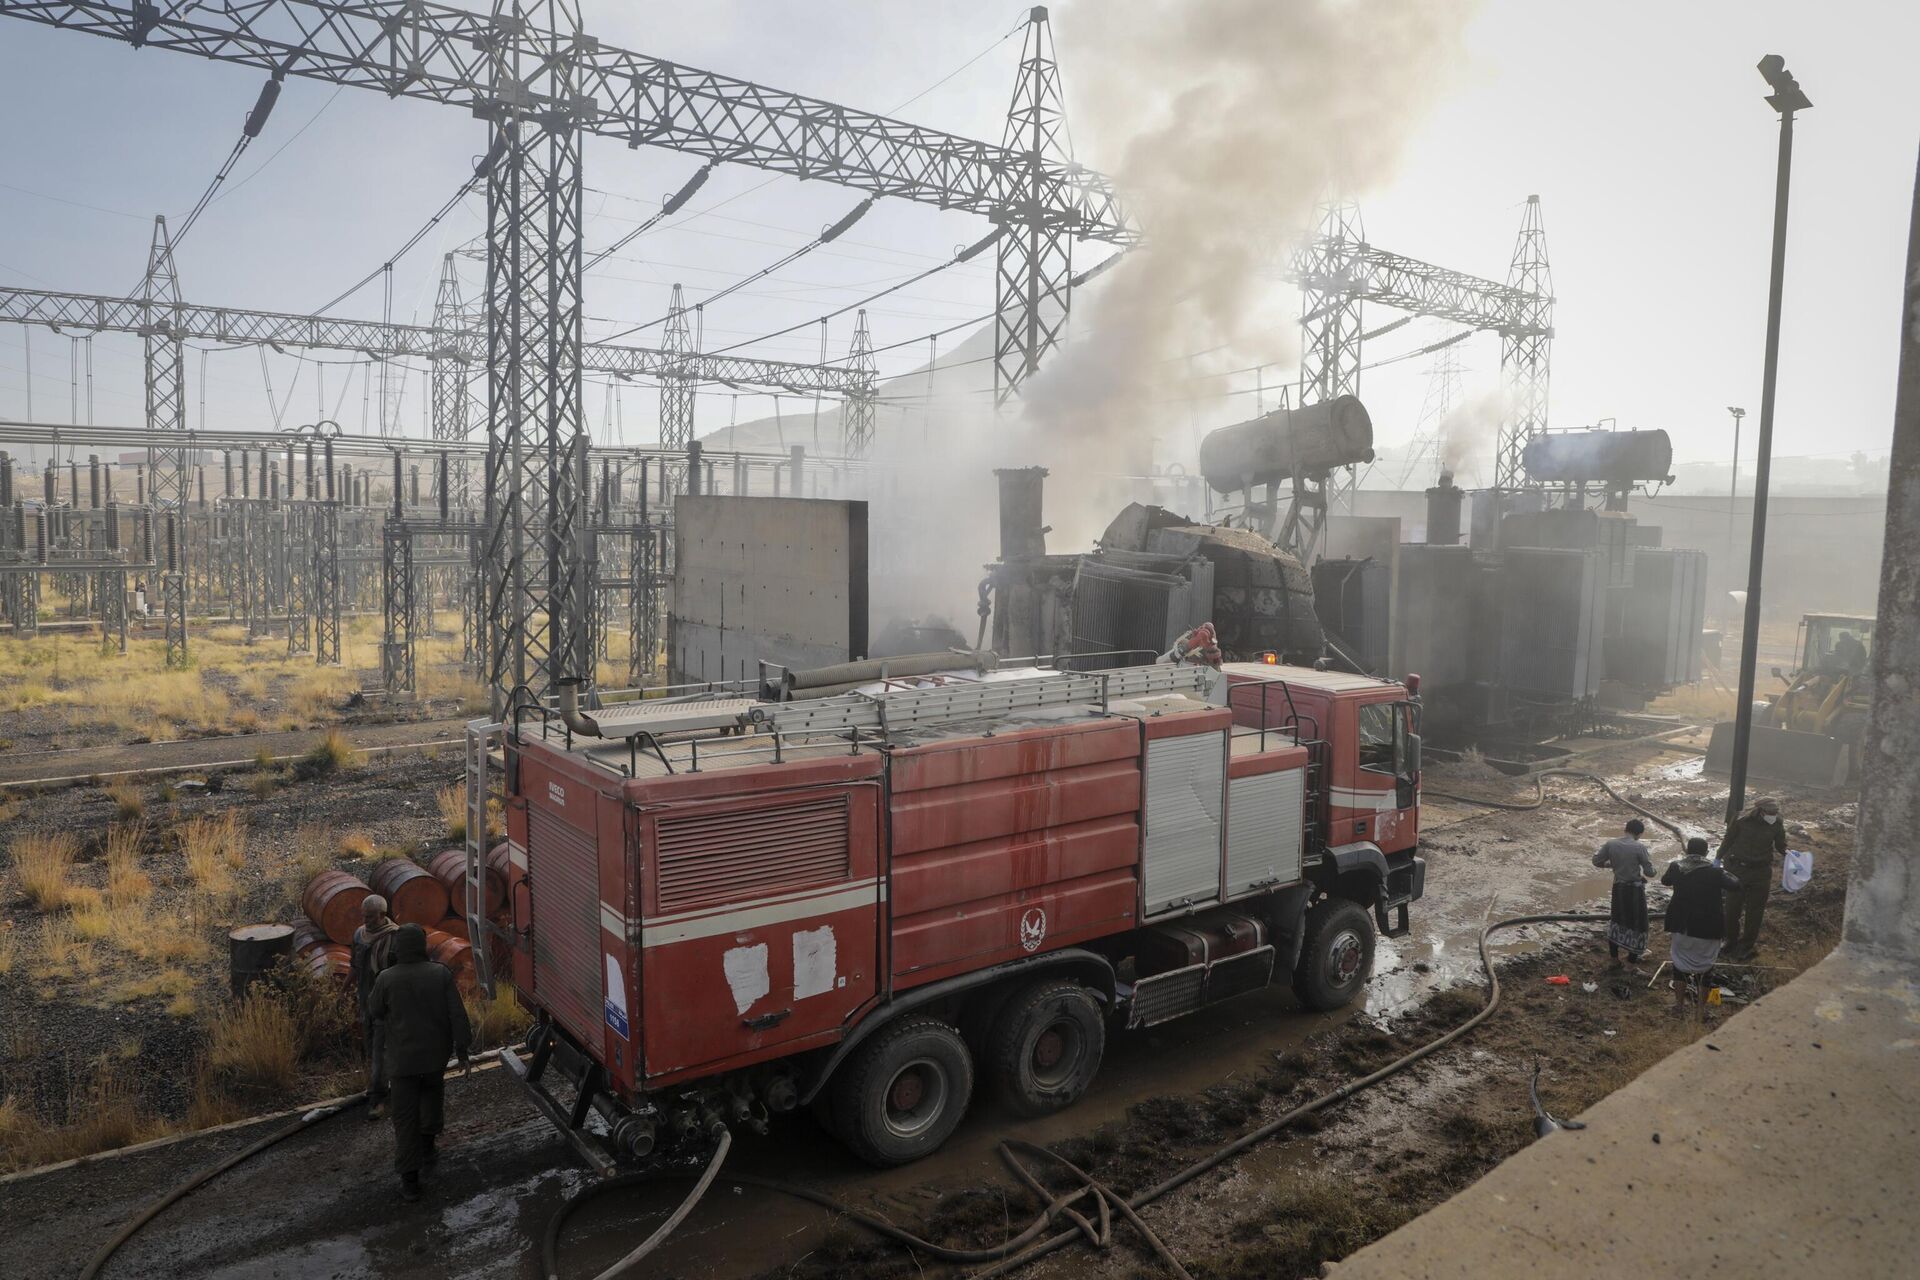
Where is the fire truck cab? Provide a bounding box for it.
[468,658,1423,1169]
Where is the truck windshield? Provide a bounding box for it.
[1359,702,1398,775]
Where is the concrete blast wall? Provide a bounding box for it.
[668,495,869,687]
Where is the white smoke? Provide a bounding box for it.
[1018,0,1479,519]
[1438,386,1513,483]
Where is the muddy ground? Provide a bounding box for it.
[0,738,1857,1280]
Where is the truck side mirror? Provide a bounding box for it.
[1404,732,1421,778]
[1770,665,1785,681]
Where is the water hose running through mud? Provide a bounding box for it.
[543,910,1619,1280]
[80,783,1681,1278]
[77,1095,368,1280]
[1425,768,1692,848]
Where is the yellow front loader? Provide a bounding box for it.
[1706,613,1875,788]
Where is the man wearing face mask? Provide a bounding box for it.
[1720,796,1788,961]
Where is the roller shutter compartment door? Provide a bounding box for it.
[1225,768,1305,897]
[1142,731,1226,916]
[527,806,604,1046]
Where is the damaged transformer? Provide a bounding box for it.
[982,468,1323,665]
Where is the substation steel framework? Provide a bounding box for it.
[0,0,1133,710]
[1289,195,1556,518]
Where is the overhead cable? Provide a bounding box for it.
[706,228,1002,357]
[312,137,506,315]
[596,198,877,344]
[583,163,715,272]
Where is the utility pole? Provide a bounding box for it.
[1724,404,1746,626]
[1726,56,1811,824]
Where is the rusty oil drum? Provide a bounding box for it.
[370,858,450,927]
[301,870,371,944]
[427,846,505,916]
[304,942,352,983]
[430,934,476,990]
[288,918,330,958]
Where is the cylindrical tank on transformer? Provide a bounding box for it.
[1522,429,1673,487]
[1425,471,1464,546]
[1199,395,1374,494]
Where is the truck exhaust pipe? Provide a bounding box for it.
[555,676,603,737]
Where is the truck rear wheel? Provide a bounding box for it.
[1292,898,1376,1011]
[830,1016,974,1166]
[987,979,1105,1117]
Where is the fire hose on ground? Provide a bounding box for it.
[80,772,1685,1280]
[542,910,1620,1280]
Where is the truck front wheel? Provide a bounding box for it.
[1292,898,1376,1011]
[830,1017,974,1166]
[987,978,1105,1117]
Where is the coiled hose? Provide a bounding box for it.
[543,910,1614,1280]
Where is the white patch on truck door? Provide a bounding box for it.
[721,943,770,1015]
[792,926,836,1000]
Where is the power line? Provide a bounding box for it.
[311,137,503,315]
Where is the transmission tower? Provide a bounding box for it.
[1397,340,1466,487]
[659,283,696,449]
[843,309,877,457]
[141,214,190,666]
[1495,194,1553,490]
[479,0,590,707]
[431,253,473,507]
[993,5,1075,406]
[1299,199,1366,515]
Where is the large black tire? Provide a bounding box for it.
[830,1016,974,1167]
[986,979,1106,1118]
[1292,898,1376,1011]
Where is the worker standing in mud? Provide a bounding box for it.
[1720,797,1788,961]
[367,923,472,1202]
[350,894,400,1120]
[1661,837,1741,1011]
[1592,819,1655,964]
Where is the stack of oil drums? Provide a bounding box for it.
[294,845,515,990]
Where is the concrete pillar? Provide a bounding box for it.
[1846,151,1920,958]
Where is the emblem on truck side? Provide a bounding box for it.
[1019,907,1048,952]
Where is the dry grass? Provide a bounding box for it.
[102,780,144,820]
[299,727,360,776]
[0,1064,167,1174]
[288,668,356,720]
[207,992,301,1095]
[10,832,80,910]
[0,921,18,974]
[466,983,530,1049]
[0,790,21,826]
[119,901,210,966]
[115,967,196,1006]
[436,784,468,842]
[35,916,101,978]
[105,823,153,906]
[339,831,376,859]
[178,812,246,897]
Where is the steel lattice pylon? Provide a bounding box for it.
[994,7,1075,406]
[432,254,476,513]
[1298,200,1367,406]
[479,0,589,711]
[141,216,191,666]
[843,308,877,456]
[1496,194,1554,490]
[659,284,696,450]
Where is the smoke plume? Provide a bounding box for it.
[1018,0,1479,525]
[1438,386,1513,482]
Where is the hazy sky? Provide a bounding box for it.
[0,0,1914,473]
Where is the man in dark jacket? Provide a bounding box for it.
[349,895,400,1120]
[367,923,472,1201]
[1720,797,1787,960]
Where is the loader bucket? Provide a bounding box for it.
[1704,721,1849,788]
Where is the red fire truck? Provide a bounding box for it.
[464,657,1424,1170]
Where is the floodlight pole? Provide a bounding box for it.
[1727,56,1811,825]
